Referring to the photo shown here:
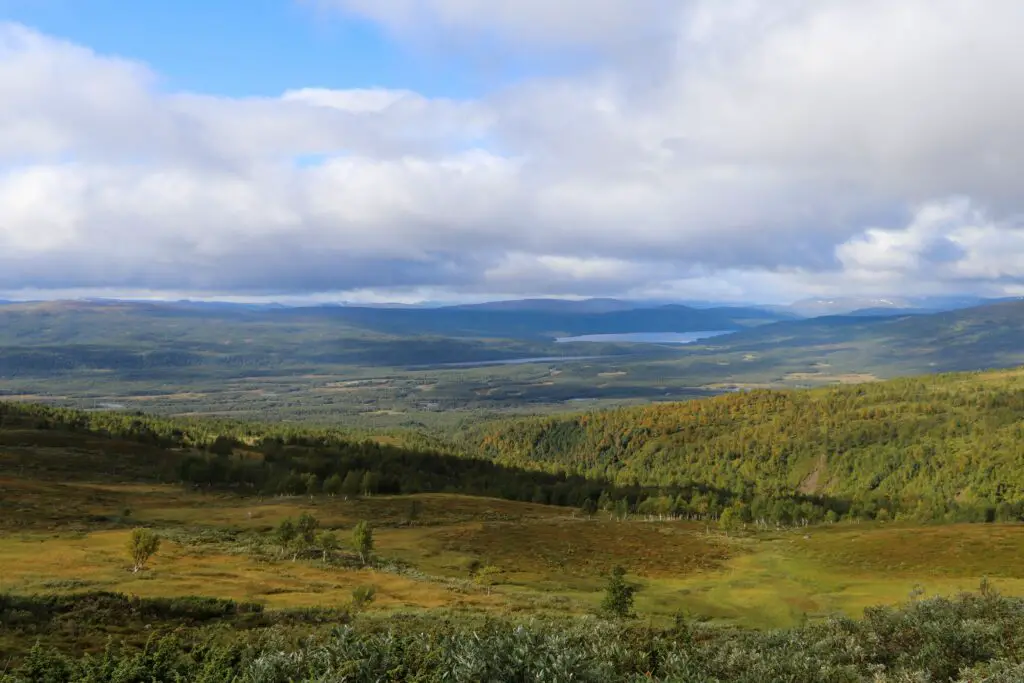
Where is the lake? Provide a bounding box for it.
[555,331,733,344]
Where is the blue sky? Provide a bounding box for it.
[1,1,1023,303]
[0,0,601,101]
[0,0,539,98]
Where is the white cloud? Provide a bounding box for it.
[311,0,675,50]
[5,1,1024,303]
[835,198,1024,291]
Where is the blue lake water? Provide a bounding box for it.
[411,331,734,369]
[555,331,733,344]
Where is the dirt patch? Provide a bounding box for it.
[798,456,827,495]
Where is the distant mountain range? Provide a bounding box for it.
[0,297,1023,404]
[0,298,789,339]
[272,302,792,338]
[775,295,1011,317]
[3,294,1015,317]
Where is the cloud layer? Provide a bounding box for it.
[3,1,1024,303]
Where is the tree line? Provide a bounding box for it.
[6,366,1024,525]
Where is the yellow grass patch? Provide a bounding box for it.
[4,479,1024,628]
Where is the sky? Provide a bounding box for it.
[2,0,1024,305]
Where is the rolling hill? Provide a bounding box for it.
[465,365,1024,519]
[0,298,785,341]
[704,299,1024,376]
[0,299,789,377]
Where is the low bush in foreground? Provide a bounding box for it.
[3,585,1024,682]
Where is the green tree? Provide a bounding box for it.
[474,565,501,594]
[360,470,380,496]
[128,528,161,573]
[323,473,344,496]
[316,530,340,563]
[352,520,373,565]
[341,470,363,497]
[719,505,741,535]
[275,518,297,558]
[303,473,320,495]
[207,435,235,456]
[297,512,319,546]
[600,565,636,619]
[580,498,598,518]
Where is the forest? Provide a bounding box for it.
[464,367,1024,523]
[6,364,1024,525]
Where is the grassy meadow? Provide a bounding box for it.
[4,474,1024,650]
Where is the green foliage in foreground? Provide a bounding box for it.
[4,587,1024,682]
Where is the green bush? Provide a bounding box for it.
[5,588,1024,682]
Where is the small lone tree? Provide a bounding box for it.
[600,565,636,619]
[474,565,501,594]
[316,530,340,563]
[580,498,598,518]
[352,520,373,566]
[128,528,161,573]
[275,518,297,558]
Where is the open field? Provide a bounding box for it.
[3,476,1023,642]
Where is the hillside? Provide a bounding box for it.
[706,300,1024,375]
[0,299,787,378]
[2,298,1024,430]
[466,366,1024,520]
[0,299,787,344]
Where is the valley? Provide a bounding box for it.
[2,298,1023,430]
[3,302,1024,680]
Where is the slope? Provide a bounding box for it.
[466,366,1024,516]
[705,300,1024,376]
